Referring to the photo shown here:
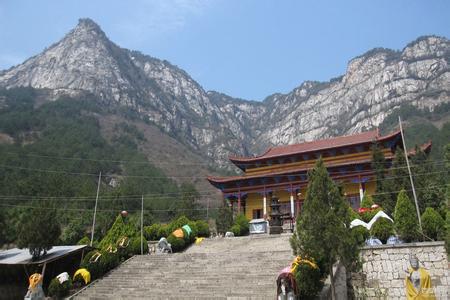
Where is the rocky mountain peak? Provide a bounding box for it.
[0,21,448,169]
[402,35,449,60]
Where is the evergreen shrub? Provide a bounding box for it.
[394,190,420,242]
[186,221,198,243]
[195,220,210,237]
[98,215,138,250]
[157,224,169,239]
[421,207,445,241]
[48,277,72,299]
[167,234,185,252]
[128,237,149,255]
[143,224,161,241]
[234,214,249,236]
[294,263,323,300]
[81,250,120,280]
[351,226,370,245]
[230,224,241,236]
[168,215,190,233]
[445,211,450,253]
[370,218,394,243]
[77,236,90,245]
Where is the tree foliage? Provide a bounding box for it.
[16,202,61,260]
[421,207,445,241]
[394,190,420,242]
[0,87,202,245]
[216,206,233,234]
[290,158,359,299]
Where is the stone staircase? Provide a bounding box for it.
[73,234,293,299]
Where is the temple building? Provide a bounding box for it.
[208,129,431,222]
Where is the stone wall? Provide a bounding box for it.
[353,241,448,299]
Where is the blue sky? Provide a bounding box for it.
[0,0,449,100]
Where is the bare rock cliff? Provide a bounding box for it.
[0,19,448,167]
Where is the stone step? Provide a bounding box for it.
[73,234,293,299]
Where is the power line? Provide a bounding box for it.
[0,183,447,212]
[1,150,448,167]
[0,158,447,180]
[0,168,446,202]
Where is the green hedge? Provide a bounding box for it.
[167,234,185,252]
[48,277,72,299]
[229,214,249,236]
[195,220,210,237]
[80,250,120,280]
[143,223,162,241]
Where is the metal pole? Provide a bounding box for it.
[141,195,144,255]
[398,117,422,232]
[90,172,101,247]
[206,197,209,220]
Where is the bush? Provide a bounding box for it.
[80,250,120,280]
[48,277,72,299]
[186,221,198,243]
[360,194,375,208]
[167,234,185,252]
[195,220,210,237]
[445,211,450,253]
[294,263,323,299]
[351,226,370,245]
[394,190,420,242]
[234,214,249,236]
[128,237,149,255]
[230,224,241,236]
[216,206,233,234]
[157,224,169,239]
[98,214,138,250]
[370,218,394,244]
[143,224,161,241]
[77,236,90,246]
[168,215,190,233]
[360,207,381,223]
[421,207,445,241]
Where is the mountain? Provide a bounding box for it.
[1,18,449,170]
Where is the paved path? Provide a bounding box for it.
[73,234,293,299]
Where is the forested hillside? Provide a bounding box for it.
[379,102,450,160]
[0,87,203,246]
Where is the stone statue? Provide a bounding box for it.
[405,254,435,300]
[156,237,172,254]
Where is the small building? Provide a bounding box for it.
[0,245,90,299]
[208,129,430,222]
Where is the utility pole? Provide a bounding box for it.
[90,172,102,247]
[141,195,144,255]
[398,117,422,232]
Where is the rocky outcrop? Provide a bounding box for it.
[0,19,448,168]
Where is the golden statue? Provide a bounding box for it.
[405,255,436,300]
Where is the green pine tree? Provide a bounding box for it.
[290,158,359,300]
[16,202,61,260]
